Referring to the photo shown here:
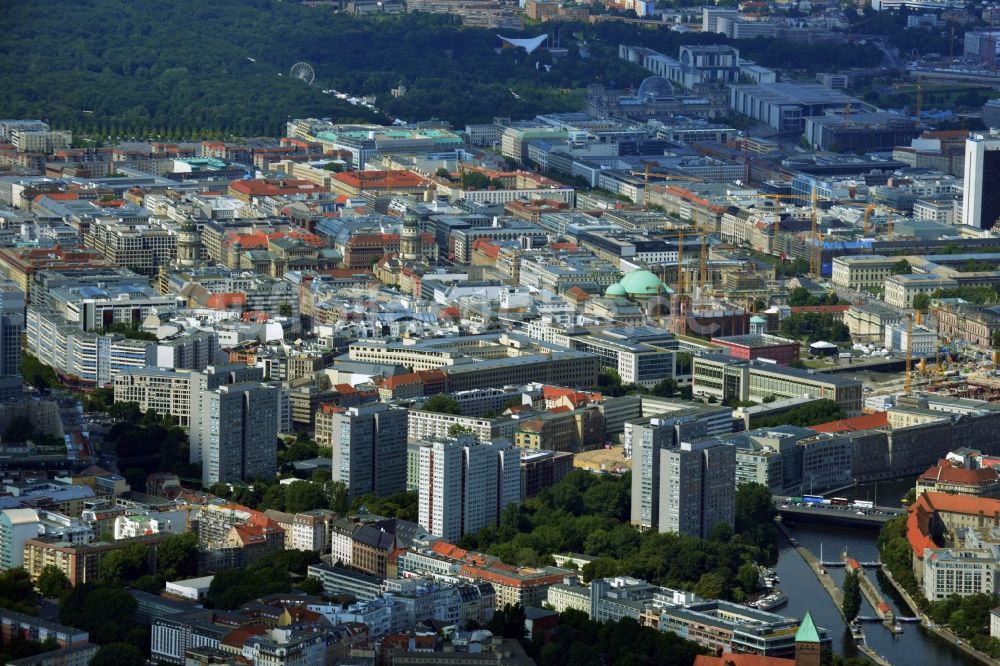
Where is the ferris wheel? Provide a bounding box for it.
[289,62,316,85]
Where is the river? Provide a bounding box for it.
[775,519,978,666]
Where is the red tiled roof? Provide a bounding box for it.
[223,229,325,249]
[284,607,322,623]
[378,369,447,391]
[205,292,247,310]
[907,494,938,559]
[918,460,1000,488]
[810,412,888,434]
[382,634,410,651]
[431,541,468,560]
[333,170,429,190]
[230,179,321,197]
[542,385,598,408]
[903,491,1000,558]
[240,311,270,323]
[35,192,79,202]
[459,564,565,589]
[694,656,793,666]
[221,627,267,648]
[916,490,1000,516]
[472,238,500,259]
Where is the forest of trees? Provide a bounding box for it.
[1,0,886,135]
[780,312,851,344]
[457,471,779,602]
[751,399,845,428]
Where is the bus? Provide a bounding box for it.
[854,500,875,509]
[802,495,824,505]
[831,497,850,506]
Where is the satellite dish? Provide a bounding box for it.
[289,62,316,85]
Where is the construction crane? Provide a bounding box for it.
[753,191,835,256]
[905,314,914,395]
[915,83,923,119]
[862,203,877,235]
[652,227,694,304]
[862,203,909,238]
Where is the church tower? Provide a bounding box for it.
[176,222,202,269]
[794,611,822,666]
[399,213,422,262]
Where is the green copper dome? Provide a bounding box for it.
[618,269,668,298]
[605,283,627,297]
[750,315,766,324]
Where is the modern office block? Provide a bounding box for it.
[963,133,1000,230]
[327,403,408,500]
[0,508,39,570]
[187,364,266,463]
[630,416,735,537]
[418,436,521,542]
[199,383,278,486]
[660,439,736,539]
[0,280,23,379]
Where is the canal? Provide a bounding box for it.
[776,520,978,666]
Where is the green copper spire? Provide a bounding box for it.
[796,611,821,644]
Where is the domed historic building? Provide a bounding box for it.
[604,268,672,301]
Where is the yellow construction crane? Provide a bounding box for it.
[862,203,909,238]
[862,203,876,235]
[905,314,913,395]
[753,192,834,255]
